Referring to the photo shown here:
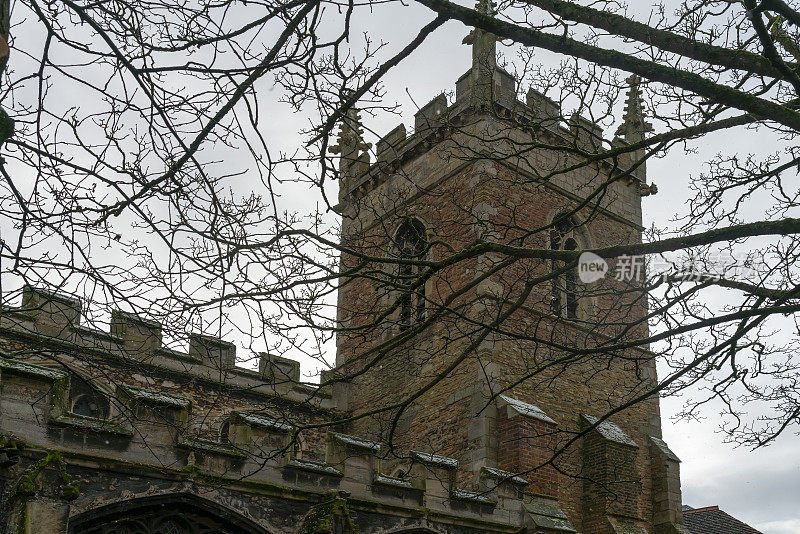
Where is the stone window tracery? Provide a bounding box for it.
[75,513,227,534]
[69,498,265,534]
[550,216,581,320]
[394,218,427,330]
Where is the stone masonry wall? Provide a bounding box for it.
[336,103,673,534]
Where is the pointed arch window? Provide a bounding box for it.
[69,494,274,534]
[394,218,427,330]
[220,421,230,444]
[550,217,581,320]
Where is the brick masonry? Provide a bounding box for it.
[335,64,687,534]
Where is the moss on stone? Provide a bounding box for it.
[177,435,246,458]
[299,496,358,534]
[61,481,80,501]
[13,450,80,502]
[50,413,132,436]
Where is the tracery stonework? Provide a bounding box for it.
[75,514,227,534]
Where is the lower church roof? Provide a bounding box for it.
[682,505,762,534]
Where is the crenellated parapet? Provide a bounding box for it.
[0,286,327,407]
[0,285,602,532]
[336,64,656,211]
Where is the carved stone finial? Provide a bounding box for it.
[614,74,654,181]
[329,98,371,194]
[615,74,653,143]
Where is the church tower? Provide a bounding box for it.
[332,7,688,533]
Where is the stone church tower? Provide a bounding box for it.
[333,10,688,534]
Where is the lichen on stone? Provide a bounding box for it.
[582,414,638,447]
[498,394,557,424]
[410,450,458,469]
[328,431,380,452]
[481,466,528,485]
[297,495,358,534]
[13,450,80,502]
[0,357,68,381]
[178,435,247,458]
[286,458,343,477]
[121,384,191,408]
[451,488,497,505]
[233,411,293,432]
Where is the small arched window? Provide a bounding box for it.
[550,216,581,320]
[394,218,427,330]
[69,376,110,419]
[292,433,308,461]
[72,395,102,418]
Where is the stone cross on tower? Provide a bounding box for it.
[461,0,497,104]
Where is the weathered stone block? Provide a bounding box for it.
[21,286,81,336]
[526,88,560,126]
[493,68,516,109]
[110,310,162,355]
[189,334,236,370]
[258,353,300,382]
[570,113,603,151]
[414,94,447,132]
[376,124,407,162]
[22,499,70,534]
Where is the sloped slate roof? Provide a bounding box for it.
[650,435,681,461]
[683,506,762,534]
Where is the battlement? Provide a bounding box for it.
[0,354,552,529]
[337,66,652,205]
[1,286,328,406]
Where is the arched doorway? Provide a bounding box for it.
[69,493,272,534]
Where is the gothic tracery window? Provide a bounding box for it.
[75,513,231,534]
[550,216,581,320]
[69,499,263,534]
[394,218,427,330]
